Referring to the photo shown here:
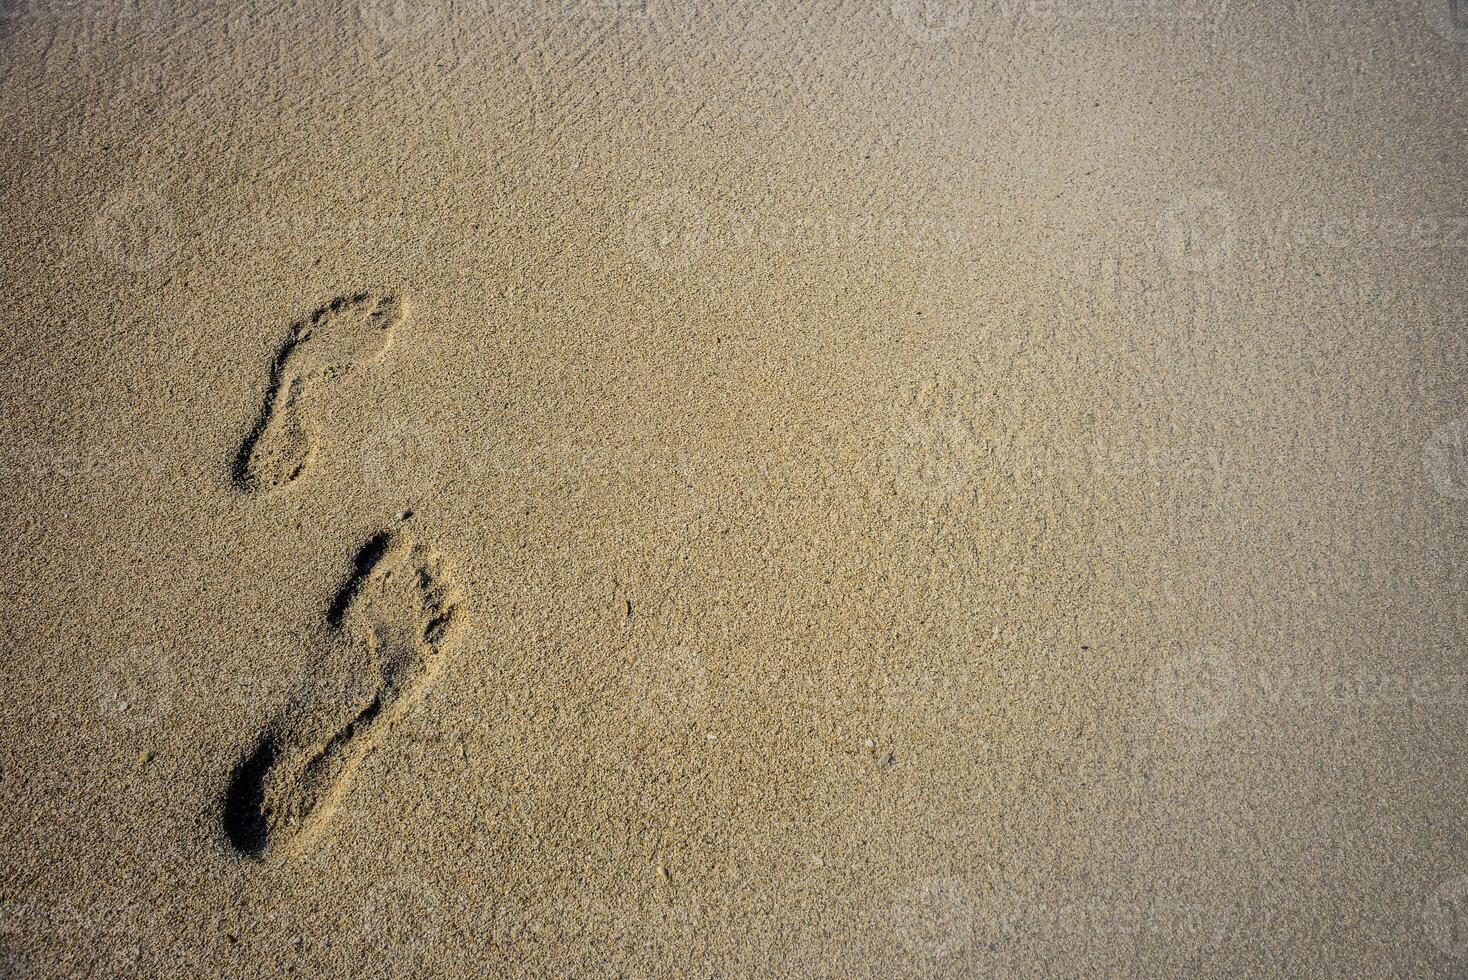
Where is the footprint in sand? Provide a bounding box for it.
[234,291,404,495]
[222,528,465,861]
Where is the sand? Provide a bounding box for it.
[1,0,1466,976]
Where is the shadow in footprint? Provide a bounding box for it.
[222,736,277,858]
[221,528,465,862]
[234,291,403,495]
[325,531,395,627]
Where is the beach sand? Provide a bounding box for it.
[2,1,1467,975]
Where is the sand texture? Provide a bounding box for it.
[2,0,1467,976]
